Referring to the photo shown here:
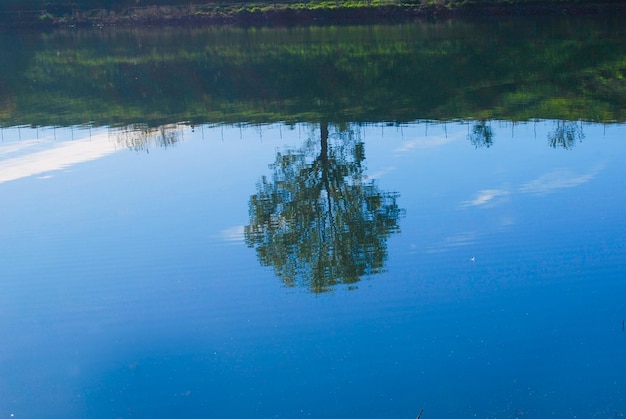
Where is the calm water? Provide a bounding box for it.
[2,18,626,419]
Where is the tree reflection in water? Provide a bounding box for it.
[245,123,404,293]
[548,120,584,149]
[115,124,182,152]
[468,120,494,148]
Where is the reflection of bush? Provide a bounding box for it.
[582,66,626,110]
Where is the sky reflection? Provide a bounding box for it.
[1,120,626,418]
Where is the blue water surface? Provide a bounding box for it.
[1,121,625,418]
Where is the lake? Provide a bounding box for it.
[1,16,626,418]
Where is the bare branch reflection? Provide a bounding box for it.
[548,120,584,149]
[114,124,182,152]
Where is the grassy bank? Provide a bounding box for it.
[1,0,625,29]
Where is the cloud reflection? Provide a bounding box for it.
[0,133,117,184]
[425,231,477,253]
[394,131,464,153]
[464,166,602,209]
[519,167,600,195]
[366,166,395,181]
[462,188,510,207]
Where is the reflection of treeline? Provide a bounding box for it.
[2,0,626,13]
[0,0,187,12]
[1,19,626,127]
[1,0,625,29]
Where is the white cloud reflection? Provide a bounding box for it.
[519,167,601,195]
[462,188,510,207]
[394,130,465,153]
[425,231,477,253]
[463,166,602,209]
[366,166,395,181]
[0,133,118,184]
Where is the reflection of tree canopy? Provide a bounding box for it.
[468,120,494,148]
[244,123,403,293]
[548,120,584,149]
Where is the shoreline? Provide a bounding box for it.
[1,1,626,29]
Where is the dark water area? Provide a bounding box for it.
[1,17,626,419]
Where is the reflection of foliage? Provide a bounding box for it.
[244,123,403,293]
[115,124,181,151]
[468,120,494,148]
[548,120,584,150]
[2,20,626,128]
[0,92,14,119]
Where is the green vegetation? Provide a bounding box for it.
[245,124,403,293]
[1,19,625,128]
[0,0,625,28]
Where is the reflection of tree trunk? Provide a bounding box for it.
[320,122,329,160]
[319,122,334,232]
[319,122,338,268]
[319,122,331,197]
